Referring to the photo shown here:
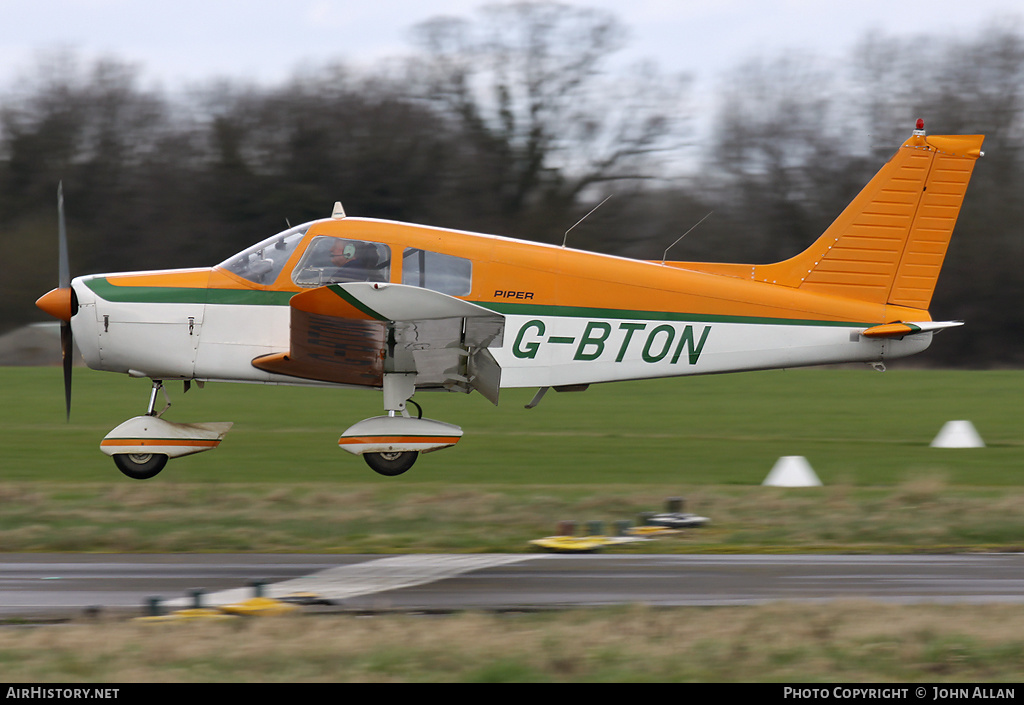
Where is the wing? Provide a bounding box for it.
[251,283,505,404]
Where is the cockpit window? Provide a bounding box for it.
[402,248,472,296]
[292,236,390,287]
[219,223,310,285]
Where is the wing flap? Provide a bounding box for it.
[252,283,505,398]
[252,312,386,386]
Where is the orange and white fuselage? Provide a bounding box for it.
[67,232,934,390]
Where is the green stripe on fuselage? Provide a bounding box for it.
[86,278,294,306]
[476,301,869,328]
[84,278,870,327]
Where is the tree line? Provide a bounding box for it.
[2,2,1022,366]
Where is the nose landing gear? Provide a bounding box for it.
[112,452,168,480]
[101,379,233,480]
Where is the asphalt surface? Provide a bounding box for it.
[2,553,1024,620]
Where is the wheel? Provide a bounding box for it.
[113,453,168,480]
[363,451,418,476]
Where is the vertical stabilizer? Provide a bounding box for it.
[676,124,984,312]
[757,124,984,309]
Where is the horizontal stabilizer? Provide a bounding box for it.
[861,320,963,339]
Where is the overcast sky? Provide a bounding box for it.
[1,0,1022,92]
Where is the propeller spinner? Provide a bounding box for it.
[34,183,77,419]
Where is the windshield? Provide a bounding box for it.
[218,223,311,284]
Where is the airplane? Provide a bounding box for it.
[35,120,985,479]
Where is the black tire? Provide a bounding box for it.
[113,453,168,480]
[363,451,418,476]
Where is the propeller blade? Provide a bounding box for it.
[58,181,69,289]
[58,182,72,420]
[61,321,73,421]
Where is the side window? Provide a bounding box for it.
[402,248,472,296]
[293,236,391,288]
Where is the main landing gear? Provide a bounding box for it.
[100,379,233,480]
[338,373,464,477]
[363,450,419,477]
[338,414,463,476]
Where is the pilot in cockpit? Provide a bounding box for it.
[292,236,388,286]
[328,240,385,282]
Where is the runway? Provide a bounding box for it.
[2,553,1024,619]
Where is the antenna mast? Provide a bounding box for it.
[662,212,713,265]
[562,195,613,248]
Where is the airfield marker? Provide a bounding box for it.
[931,420,985,448]
[763,456,823,487]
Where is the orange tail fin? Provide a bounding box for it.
[682,126,984,311]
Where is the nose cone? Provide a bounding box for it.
[36,286,75,322]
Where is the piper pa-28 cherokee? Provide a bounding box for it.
[36,121,984,479]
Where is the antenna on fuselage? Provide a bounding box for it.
[562,194,612,248]
[661,211,713,265]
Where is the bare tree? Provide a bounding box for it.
[409,1,690,240]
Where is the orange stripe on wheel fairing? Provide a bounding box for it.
[100,439,221,448]
[337,436,460,446]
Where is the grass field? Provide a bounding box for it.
[1,365,1023,552]
[4,603,1024,682]
[7,365,1024,485]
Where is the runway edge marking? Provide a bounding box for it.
[166,554,544,607]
